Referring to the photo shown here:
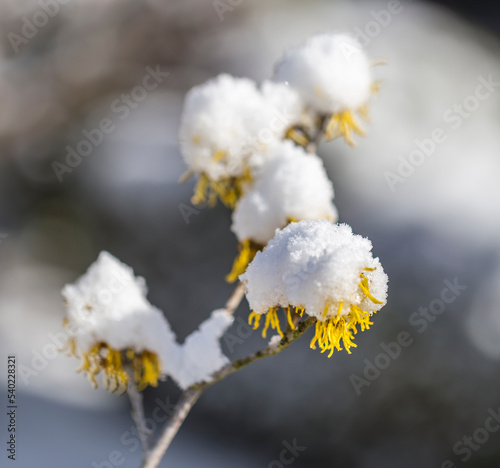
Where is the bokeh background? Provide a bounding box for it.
[1,0,500,467]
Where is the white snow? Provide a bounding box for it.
[231,141,337,245]
[268,334,282,347]
[179,74,305,182]
[62,252,233,388]
[241,220,388,319]
[169,309,233,389]
[62,251,177,375]
[274,33,372,114]
[260,80,304,136]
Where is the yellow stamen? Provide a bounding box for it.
[286,306,295,330]
[249,307,295,339]
[322,303,330,319]
[271,308,284,338]
[257,307,283,338]
[262,310,272,338]
[70,342,161,393]
[191,166,252,209]
[248,311,261,330]
[247,269,383,357]
[76,352,90,373]
[323,80,380,146]
[336,301,343,319]
[61,335,78,356]
[131,350,161,391]
[226,240,262,283]
[285,127,309,147]
[349,305,373,332]
[136,351,160,391]
[325,110,365,147]
[191,174,211,206]
[359,273,383,304]
[309,270,383,357]
[310,314,358,357]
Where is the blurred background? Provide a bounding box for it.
[1,0,500,467]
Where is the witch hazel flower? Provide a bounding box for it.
[62,252,177,392]
[227,140,338,282]
[241,220,388,356]
[274,33,378,146]
[62,252,234,392]
[179,74,304,207]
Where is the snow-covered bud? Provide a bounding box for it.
[62,252,235,392]
[241,220,388,356]
[227,141,338,282]
[275,33,377,146]
[62,252,176,392]
[179,74,304,207]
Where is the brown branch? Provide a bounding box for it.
[224,281,246,315]
[306,115,328,154]
[142,388,202,468]
[126,368,152,459]
[141,315,317,468]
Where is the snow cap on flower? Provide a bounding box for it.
[274,33,375,145]
[62,251,176,391]
[180,74,264,181]
[179,74,304,207]
[62,252,234,392]
[275,33,372,113]
[241,220,388,356]
[231,140,337,245]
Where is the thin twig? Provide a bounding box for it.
[306,115,328,154]
[224,281,246,315]
[126,368,152,458]
[142,388,202,468]
[198,316,316,390]
[141,316,316,468]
